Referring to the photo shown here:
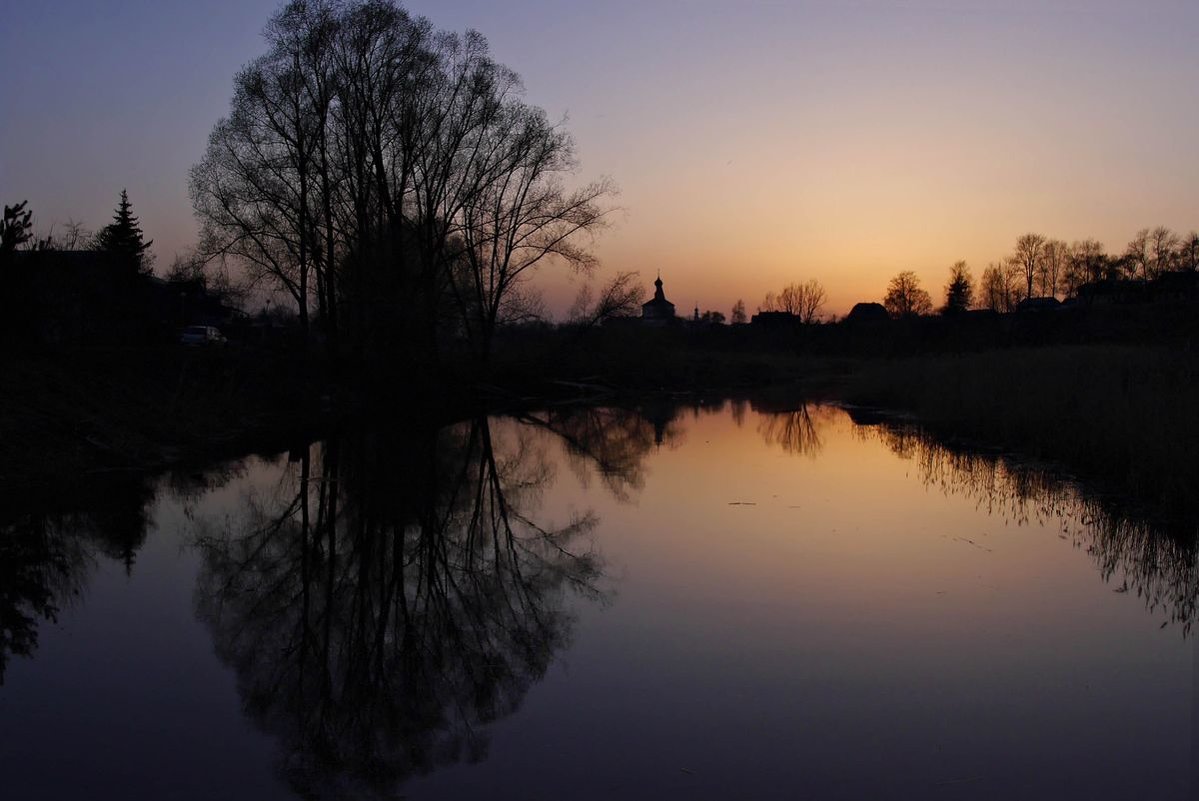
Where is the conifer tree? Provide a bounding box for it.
[942,261,974,315]
[95,189,153,273]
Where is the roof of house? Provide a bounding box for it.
[845,302,890,322]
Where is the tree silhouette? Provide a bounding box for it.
[1037,239,1068,298]
[761,280,826,323]
[94,189,153,273]
[0,201,34,253]
[882,271,933,318]
[567,271,644,327]
[941,261,974,315]
[192,0,612,363]
[1065,239,1107,295]
[1010,232,1046,300]
[1177,232,1199,272]
[1148,226,1180,278]
[731,299,747,324]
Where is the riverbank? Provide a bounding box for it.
[0,346,326,487]
[3,342,1195,532]
[841,344,1199,524]
[0,340,826,489]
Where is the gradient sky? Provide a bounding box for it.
[3,0,1197,317]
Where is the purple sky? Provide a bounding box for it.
[4,0,1197,315]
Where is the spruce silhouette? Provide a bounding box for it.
[95,189,153,272]
[942,262,974,315]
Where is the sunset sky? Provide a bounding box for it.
[3,0,1197,317]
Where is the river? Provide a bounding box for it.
[1,400,1194,799]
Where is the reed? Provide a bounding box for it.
[844,345,1199,521]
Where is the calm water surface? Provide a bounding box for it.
[2,401,1196,799]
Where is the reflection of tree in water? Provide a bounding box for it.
[753,400,830,458]
[0,510,89,685]
[162,460,248,518]
[518,404,682,501]
[192,415,619,798]
[730,398,748,427]
[857,416,1199,634]
[83,480,154,573]
[0,480,156,683]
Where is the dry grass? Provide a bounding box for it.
[844,345,1199,519]
[0,346,320,484]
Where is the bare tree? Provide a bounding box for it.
[1124,228,1151,281]
[979,261,1019,312]
[1066,239,1106,295]
[883,271,933,318]
[190,44,325,340]
[730,299,747,324]
[1149,226,1179,277]
[1037,239,1068,298]
[770,280,826,323]
[49,219,93,251]
[192,0,613,364]
[797,280,827,324]
[166,249,245,308]
[1178,232,1199,272]
[453,109,614,359]
[567,271,643,327]
[1010,233,1046,300]
[166,250,208,284]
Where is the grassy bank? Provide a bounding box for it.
[843,345,1199,521]
[6,337,1197,532]
[0,346,325,485]
[483,325,854,397]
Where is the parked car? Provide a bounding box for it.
[180,325,227,346]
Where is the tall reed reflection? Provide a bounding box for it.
[847,410,1199,634]
[190,414,642,797]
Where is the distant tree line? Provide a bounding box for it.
[758,280,827,323]
[876,226,1198,319]
[0,191,154,275]
[189,0,612,367]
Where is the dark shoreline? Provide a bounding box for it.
[2,342,1193,533]
[840,344,1198,526]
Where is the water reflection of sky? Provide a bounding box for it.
[1,404,1194,800]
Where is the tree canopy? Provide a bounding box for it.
[191,0,612,363]
[759,280,826,323]
[941,261,974,315]
[883,271,933,318]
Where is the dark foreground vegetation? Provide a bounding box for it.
[0,346,322,486]
[845,345,1199,526]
